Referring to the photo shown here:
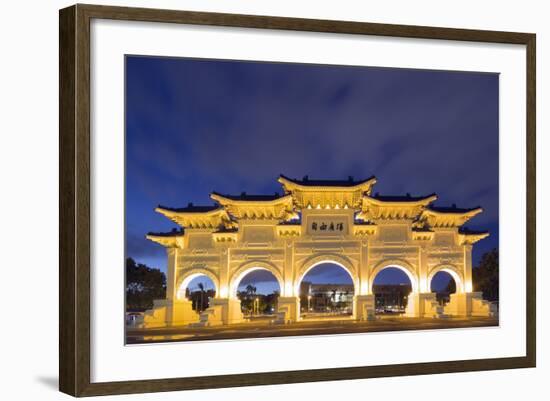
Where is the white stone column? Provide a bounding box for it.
[443,245,496,317]
[164,247,178,324]
[165,247,178,302]
[162,247,203,326]
[202,298,244,325]
[196,246,244,326]
[218,247,230,298]
[275,297,300,323]
[418,245,429,293]
[354,295,376,320]
[142,247,195,328]
[407,245,440,318]
[170,299,200,326]
[463,244,473,293]
[355,238,376,320]
[405,293,419,317]
[276,239,300,322]
[283,239,295,297]
[359,239,370,295]
[443,244,474,317]
[446,292,495,317]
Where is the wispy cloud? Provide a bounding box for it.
[125,56,499,272]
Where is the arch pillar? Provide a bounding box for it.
[463,244,474,293]
[197,298,244,326]
[141,247,203,327]
[170,265,217,327]
[166,247,178,302]
[430,249,494,318]
[144,266,223,328]
[217,247,231,298]
[168,299,200,326]
[443,249,495,317]
[282,239,295,297]
[358,239,371,295]
[354,295,376,321]
[445,292,496,317]
[403,293,442,317]
[409,247,444,318]
[274,297,300,324]
[192,247,244,326]
[354,239,376,320]
[418,246,430,293]
[273,242,300,323]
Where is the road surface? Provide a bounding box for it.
[126,315,498,344]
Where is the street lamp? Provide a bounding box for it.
[307,295,312,311]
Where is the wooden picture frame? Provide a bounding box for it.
[59,3,536,397]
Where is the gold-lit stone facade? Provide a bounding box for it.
[142,175,494,328]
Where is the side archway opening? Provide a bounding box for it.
[176,273,217,312]
[231,267,282,318]
[371,265,417,315]
[429,268,463,305]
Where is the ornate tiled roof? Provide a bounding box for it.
[149,176,486,236]
[210,191,295,220]
[429,205,481,213]
[458,227,489,235]
[210,192,283,201]
[157,203,219,213]
[372,193,437,202]
[279,174,376,187]
[146,229,184,237]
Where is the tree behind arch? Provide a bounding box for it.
[473,248,499,302]
[126,257,166,311]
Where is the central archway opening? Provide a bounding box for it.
[372,267,413,315]
[431,271,457,305]
[299,262,355,320]
[235,269,281,320]
[183,275,217,313]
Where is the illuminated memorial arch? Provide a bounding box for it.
[142,175,494,327]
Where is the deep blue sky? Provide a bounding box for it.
[125,55,499,294]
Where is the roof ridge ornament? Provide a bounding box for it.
[278,174,377,209]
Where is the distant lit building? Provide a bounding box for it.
[300,281,354,312]
[373,284,412,312]
[300,281,413,313]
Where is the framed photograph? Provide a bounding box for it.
[59,4,536,397]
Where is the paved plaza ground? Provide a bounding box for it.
[126,315,498,344]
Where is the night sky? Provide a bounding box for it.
[125,55,499,295]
